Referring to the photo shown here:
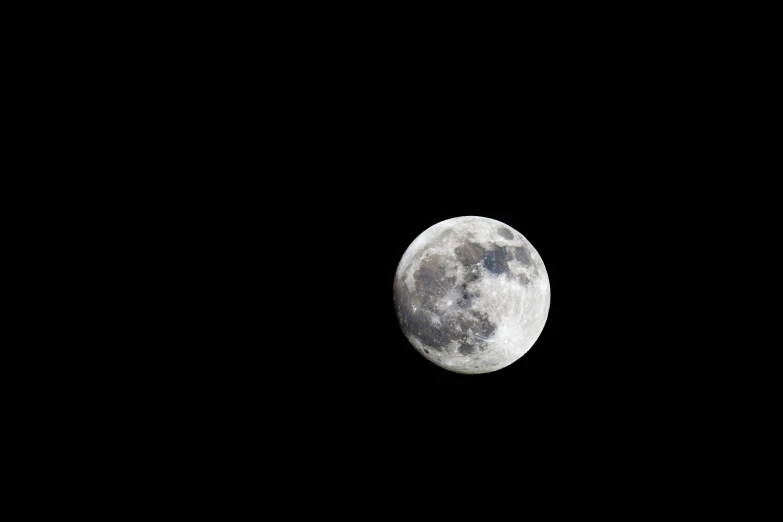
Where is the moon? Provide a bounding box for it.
[393,216,550,374]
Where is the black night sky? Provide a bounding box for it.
[141,45,715,478]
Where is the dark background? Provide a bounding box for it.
[168,125,672,459]
[122,21,745,483]
[14,5,770,510]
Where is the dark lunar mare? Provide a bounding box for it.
[512,244,538,281]
[455,242,516,277]
[497,227,515,240]
[513,245,533,266]
[413,254,455,307]
[482,245,512,276]
[395,247,498,354]
[454,242,484,266]
[458,343,475,355]
[394,259,455,352]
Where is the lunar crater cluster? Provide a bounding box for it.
[393,216,550,374]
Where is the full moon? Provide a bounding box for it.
[393,216,550,374]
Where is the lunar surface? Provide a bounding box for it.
[393,216,550,374]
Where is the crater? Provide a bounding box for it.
[497,227,514,240]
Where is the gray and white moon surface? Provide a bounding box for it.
[393,216,550,374]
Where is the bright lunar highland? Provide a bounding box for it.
[393,216,550,374]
